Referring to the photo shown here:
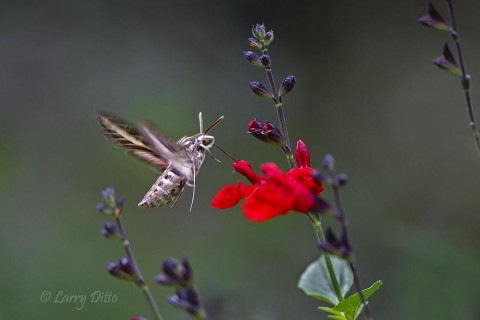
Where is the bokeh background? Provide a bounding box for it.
[1,1,479,319]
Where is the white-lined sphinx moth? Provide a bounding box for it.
[97,112,223,208]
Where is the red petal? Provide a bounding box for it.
[242,181,293,221]
[212,182,245,209]
[287,167,324,195]
[260,162,284,179]
[295,140,310,167]
[233,160,263,185]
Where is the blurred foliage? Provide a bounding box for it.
[1,0,480,319]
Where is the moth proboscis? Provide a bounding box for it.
[96,111,224,209]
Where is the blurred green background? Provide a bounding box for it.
[1,0,479,319]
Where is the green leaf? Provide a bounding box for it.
[298,255,353,305]
[333,280,383,319]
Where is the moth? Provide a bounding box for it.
[97,112,223,208]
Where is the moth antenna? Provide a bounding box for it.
[198,112,203,133]
[213,144,238,162]
[204,115,224,134]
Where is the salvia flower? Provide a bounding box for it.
[434,42,461,77]
[248,119,285,147]
[249,81,272,99]
[278,75,296,97]
[418,2,449,32]
[243,51,263,67]
[212,142,323,222]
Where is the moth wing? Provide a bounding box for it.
[96,112,169,170]
[139,120,192,179]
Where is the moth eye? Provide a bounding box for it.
[202,137,214,146]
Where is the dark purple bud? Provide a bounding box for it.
[118,257,135,276]
[106,262,134,281]
[264,30,274,46]
[311,171,324,183]
[101,221,118,239]
[260,54,271,67]
[243,51,262,67]
[337,173,348,186]
[102,187,116,199]
[418,2,449,32]
[96,202,107,212]
[249,81,272,99]
[248,119,285,147]
[433,42,460,77]
[155,258,187,286]
[252,23,266,40]
[248,37,262,50]
[278,75,296,97]
[167,288,201,315]
[313,197,332,215]
[319,227,351,259]
[180,257,193,282]
[323,154,335,171]
[115,196,124,207]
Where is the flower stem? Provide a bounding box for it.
[349,260,372,320]
[261,46,294,163]
[308,213,344,303]
[445,0,480,152]
[330,185,372,319]
[115,213,164,320]
[281,145,296,169]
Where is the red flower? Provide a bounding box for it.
[212,141,323,222]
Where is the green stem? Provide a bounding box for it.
[309,213,344,302]
[115,216,164,320]
[281,145,296,169]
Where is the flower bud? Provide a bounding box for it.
[295,140,310,167]
[260,54,271,67]
[101,221,118,239]
[155,257,192,286]
[418,3,449,32]
[106,261,134,281]
[337,173,348,186]
[323,154,335,171]
[248,37,262,50]
[252,23,266,40]
[434,42,460,77]
[243,51,262,67]
[167,288,200,315]
[278,75,296,97]
[118,257,135,276]
[319,227,351,259]
[249,81,272,99]
[264,30,274,46]
[248,119,285,147]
